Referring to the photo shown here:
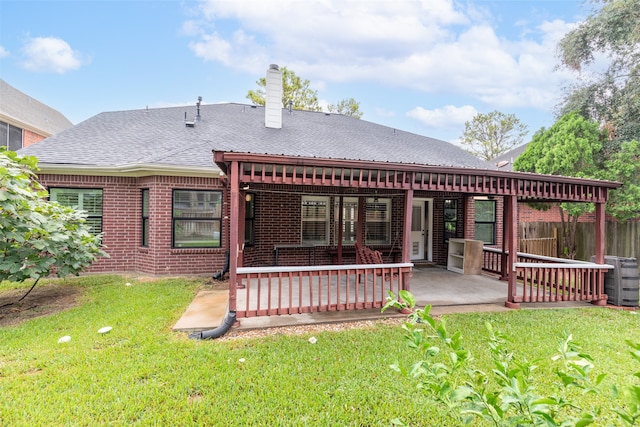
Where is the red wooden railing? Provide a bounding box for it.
[482,247,613,304]
[235,263,413,318]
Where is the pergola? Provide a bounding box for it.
[214,150,621,316]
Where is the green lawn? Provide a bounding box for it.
[0,276,638,426]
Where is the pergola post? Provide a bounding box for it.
[500,196,509,281]
[505,193,520,308]
[356,197,365,247]
[595,202,605,264]
[337,196,344,264]
[592,201,607,306]
[402,188,414,292]
[228,160,240,313]
[237,190,246,268]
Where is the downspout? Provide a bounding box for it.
[189,309,237,340]
[191,159,241,340]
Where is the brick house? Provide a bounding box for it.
[18,65,620,313]
[1,79,73,150]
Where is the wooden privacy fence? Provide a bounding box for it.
[482,247,612,304]
[235,263,413,318]
[519,228,557,257]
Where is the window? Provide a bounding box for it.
[142,189,149,247]
[474,199,496,244]
[172,190,222,248]
[245,193,255,246]
[301,196,329,244]
[1,121,23,151]
[444,199,457,242]
[50,188,103,235]
[365,198,391,245]
[334,197,358,245]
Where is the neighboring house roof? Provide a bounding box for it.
[0,79,73,137]
[492,143,529,171]
[19,103,495,175]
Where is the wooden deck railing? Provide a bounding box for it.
[482,247,613,304]
[235,263,413,318]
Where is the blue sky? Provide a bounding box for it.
[0,0,589,144]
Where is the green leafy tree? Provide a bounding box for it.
[601,140,640,222]
[0,149,108,295]
[327,97,363,118]
[460,111,528,161]
[247,66,321,111]
[557,0,640,144]
[514,112,605,259]
[246,66,363,117]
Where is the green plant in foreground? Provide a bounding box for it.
[384,290,640,426]
[613,341,640,425]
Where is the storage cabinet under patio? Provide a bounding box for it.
[447,238,483,275]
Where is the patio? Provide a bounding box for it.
[174,266,592,332]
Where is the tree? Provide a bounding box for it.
[513,112,604,259]
[460,110,528,161]
[327,98,363,119]
[557,0,640,144]
[601,139,640,222]
[0,149,107,296]
[247,66,321,112]
[246,66,363,117]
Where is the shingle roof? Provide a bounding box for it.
[492,143,529,171]
[19,102,495,171]
[0,79,73,136]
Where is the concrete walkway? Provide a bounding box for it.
[173,266,592,332]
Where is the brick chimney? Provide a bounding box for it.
[265,64,283,129]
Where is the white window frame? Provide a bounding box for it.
[301,196,329,245]
[365,197,391,245]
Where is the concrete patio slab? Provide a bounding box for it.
[172,289,228,331]
[172,266,596,332]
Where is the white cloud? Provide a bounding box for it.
[407,105,477,128]
[187,0,576,111]
[0,46,9,58]
[21,37,87,74]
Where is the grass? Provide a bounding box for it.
[1,275,639,426]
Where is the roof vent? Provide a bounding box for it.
[184,111,195,128]
[196,96,202,122]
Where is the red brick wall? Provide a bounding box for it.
[36,173,519,274]
[517,203,634,223]
[243,185,406,267]
[22,130,46,148]
[38,174,228,276]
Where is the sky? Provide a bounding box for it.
[0,0,591,145]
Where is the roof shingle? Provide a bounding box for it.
[19,103,495,171]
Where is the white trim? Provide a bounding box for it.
[514,262,614,270]
[33,163,221,178]
[238,263,414,275]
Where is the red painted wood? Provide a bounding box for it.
[229,161,240,312]
[506,195,518,306]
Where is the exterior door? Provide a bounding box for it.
[411,200,425,260]
[411,199,432,261]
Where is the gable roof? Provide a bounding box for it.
[0,79,73,137]
[18,102,494,176]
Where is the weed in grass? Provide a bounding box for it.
[385,289,640,426]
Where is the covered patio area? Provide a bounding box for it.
[212,150,620,324]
